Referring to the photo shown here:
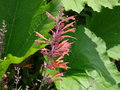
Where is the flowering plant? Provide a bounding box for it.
[36,10,75,87]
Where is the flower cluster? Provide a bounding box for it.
[36,10,75,83]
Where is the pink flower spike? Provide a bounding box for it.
[46,12,56,21]
[36,32,47,40]
[62,22,74,30]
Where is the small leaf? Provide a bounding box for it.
[107,45,120,60]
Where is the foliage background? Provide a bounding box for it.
[0,0,120,89]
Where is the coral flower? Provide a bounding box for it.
[47,59,69,70]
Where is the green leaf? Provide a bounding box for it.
[86,6,120,49]
[55,73,91,90]
[55,26,120,90]
[0,59,10,79]
[56,71,119,90]
[0,0,61,80]
[0,0,61,57]
[107,45,120,60]
[61,0,120,13]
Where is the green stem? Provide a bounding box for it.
[39,62,47,90]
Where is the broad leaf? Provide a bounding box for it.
[55,26,120,90]
[0,0,61,57]
[61,0,120,13]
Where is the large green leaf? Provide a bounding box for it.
[0,0,61,80]
[55,26,120,90]
[86,6,120,49]
[0,0,61,57]
[0,0,43,56]
[61,0,120,13]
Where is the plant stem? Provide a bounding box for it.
[39,79,44,90]
[39,63,46,90]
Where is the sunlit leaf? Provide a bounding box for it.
[107,45,120,60]
[61,0,120,13]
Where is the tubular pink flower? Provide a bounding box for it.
[61,16,75,22]
[35,40,47,44]
[60,36,76,41]
[62,22,74,30]
[60,23,65,28]
[47,58,69,70]
[52,72,63,78]
[63,29,75,34]
[36,32,47,40]
[41,48,50,56]
[44,72,63,83]
[47,64,55,70]
[52,61,69,70]
[58,40,68,48]
[46,12,56,21]
[58,42,71,51]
